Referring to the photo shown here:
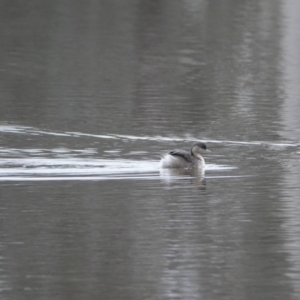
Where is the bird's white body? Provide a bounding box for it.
[160,142,208,169]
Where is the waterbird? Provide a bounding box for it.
[160,142,210,169]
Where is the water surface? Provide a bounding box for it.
[1,1,300,300]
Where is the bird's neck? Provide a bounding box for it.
[193,153,205,164]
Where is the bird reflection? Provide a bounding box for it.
[160,168,206,188]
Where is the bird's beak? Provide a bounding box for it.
[206,149,211,152]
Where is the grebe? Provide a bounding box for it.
[160,142,209,169]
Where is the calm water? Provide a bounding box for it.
[1,1,300,299]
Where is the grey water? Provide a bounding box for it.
[1,1,300,299]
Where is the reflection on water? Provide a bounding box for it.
[160,168,206,187]
[1,0,300,299]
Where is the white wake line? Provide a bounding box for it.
[1,124,298,147]
[0,174,252,182]
[0,157,233,171]
[0,157,158,166]
[68,133,299,147]
[0,175,159,181]
[0,167,159,176]
[0,165,233,176]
